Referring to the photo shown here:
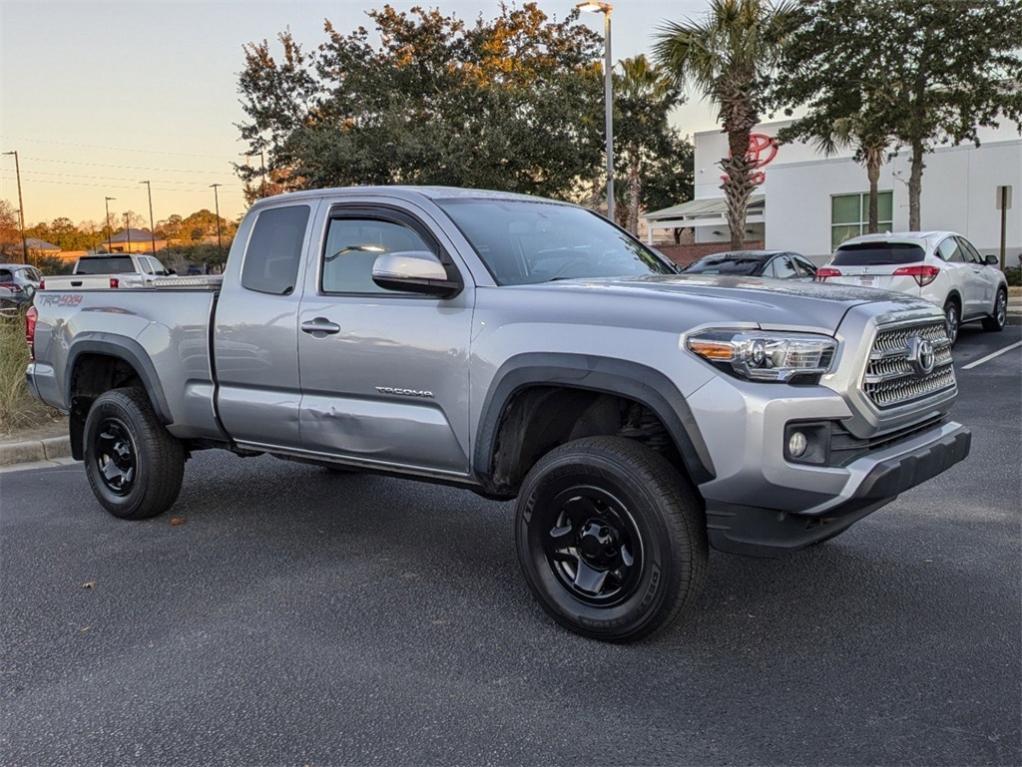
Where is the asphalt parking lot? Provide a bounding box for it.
[2,324,1019,767]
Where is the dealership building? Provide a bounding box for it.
[644,119,1021,264]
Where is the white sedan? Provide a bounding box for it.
[817,231,1009,344]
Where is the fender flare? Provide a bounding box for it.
[65,333,174,424]
[474,353,715,486]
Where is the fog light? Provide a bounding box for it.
[788,431,808,458]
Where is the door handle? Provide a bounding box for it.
[301,317,341,336]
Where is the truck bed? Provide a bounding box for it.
[30,285,225,442]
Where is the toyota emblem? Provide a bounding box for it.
[906,336,936,377]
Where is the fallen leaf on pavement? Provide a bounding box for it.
[81,581,96,589]
[170,516,186,526]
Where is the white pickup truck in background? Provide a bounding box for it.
[42,253,174,290]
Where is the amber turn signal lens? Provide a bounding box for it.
[687,339,735,362]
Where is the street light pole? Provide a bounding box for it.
[577,2,614,222]
[124,213,131,253]
[3,150,29,263]
[104,196,116,252]
[210,183,223,259]
[140,180,157,255]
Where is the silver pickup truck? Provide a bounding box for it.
[25,186,971,641]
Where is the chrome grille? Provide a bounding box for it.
[863,320,955,408]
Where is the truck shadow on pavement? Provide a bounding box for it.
[170,453,1006,655]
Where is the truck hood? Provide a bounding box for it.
[532,274,928,333]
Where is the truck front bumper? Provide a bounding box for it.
[704,423,970,556]
[685,375,969,556]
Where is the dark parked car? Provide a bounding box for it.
[683,250,817,280]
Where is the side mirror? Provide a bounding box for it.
[371,251,461,297]
[984,255,999,266]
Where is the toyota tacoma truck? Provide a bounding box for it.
[25,187,971,642]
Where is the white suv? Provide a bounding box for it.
[817,231,1009,343]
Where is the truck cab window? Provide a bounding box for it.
[241,205,310,295]
[321,217,434,294]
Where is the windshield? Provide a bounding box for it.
[437,199,674,285]
[833,243,925,266]
[76,256,136,275]
[685,256,764,275]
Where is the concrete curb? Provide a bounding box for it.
[0,435,72,467]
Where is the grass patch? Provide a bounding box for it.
[0,309,61,435]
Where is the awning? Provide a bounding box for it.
[643,194,764,223]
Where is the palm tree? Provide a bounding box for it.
[614,55,679,234]
[816,116,890,234]
[654,0,793,250]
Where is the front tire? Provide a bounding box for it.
[515,436,707,642]
[943,298,960,345]
[83,388,185,520]
[981,288,1007,332]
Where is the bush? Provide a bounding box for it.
[1004,266,1020,287]
[0,309,61,434]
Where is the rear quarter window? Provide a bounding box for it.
[241,205,311,295]
[832,243,925,266]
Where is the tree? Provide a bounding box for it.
[0,200,21,260]
[236,28,319,202]
[772,0,1022,231]
[770,0,897,233]
[236,4,605,201]
[885,1,1022,229]
[118,211,147,231]
[613,55,688,234]
[655,0,794,250]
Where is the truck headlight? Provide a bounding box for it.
[686,330,837,383]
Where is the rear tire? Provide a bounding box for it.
[981,288,1007,332]
[515,436,707,643]
[943,298,960,345]
[83,388,185,520]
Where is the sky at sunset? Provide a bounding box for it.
[1,0,720,227]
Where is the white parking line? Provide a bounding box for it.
[961,340,1022,370]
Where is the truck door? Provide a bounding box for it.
[296,201,473,477]
[214,202,315,448]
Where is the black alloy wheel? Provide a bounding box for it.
[515,436,707,642]
[83,387,185,520]
[93,417,137,495]
[540,485,644,606]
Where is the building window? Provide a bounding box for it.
[831,191,893,250]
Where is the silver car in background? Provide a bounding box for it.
[0,263,43,305]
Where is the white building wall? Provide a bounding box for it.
[693,120,1022,262]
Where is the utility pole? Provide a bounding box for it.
[210,183,223,259]
[577,2,614,222]
[104,197,116,252]
[140,180,157,255]
[124,213,131,253]
[2,150,29,263]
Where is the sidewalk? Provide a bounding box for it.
[0,418,74,471]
